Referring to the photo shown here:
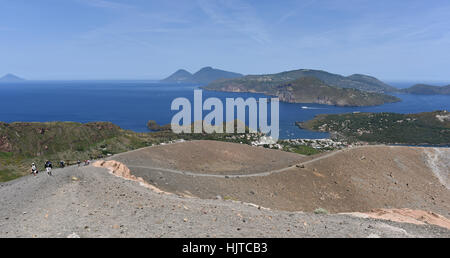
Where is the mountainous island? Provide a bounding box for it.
[400,84,450,95]
[298,110,450,145]
[0,73,25,82]
[162,66,243,84]
[203,69,400,107]
[204,69,397,93]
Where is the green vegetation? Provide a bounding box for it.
[400,84,450,95]
[204,68,397,93]
[298,111,450,145]
[280,143,322,156]
[0,121,156,180]
[204,73,400,107]
[314,208,330,215]
[276,77,399,106]
[0,168,21,182]
[0,121,265,182]
[147,120,171,131]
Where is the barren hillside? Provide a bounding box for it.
[1,141,449,238]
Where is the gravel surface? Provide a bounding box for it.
[1,165,449,238]
[110,142,450,215]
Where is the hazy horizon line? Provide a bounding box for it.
[1,77,450,86]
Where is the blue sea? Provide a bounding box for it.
[0,80,449,139]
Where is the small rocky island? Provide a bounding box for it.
[0,73,25,82]
[400,84,450,95]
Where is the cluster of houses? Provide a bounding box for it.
[280,138,352,150]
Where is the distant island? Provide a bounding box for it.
[203,69,400,107]
[0,73,25,82]
[204,69,397,94]
[162,66,243,84]
[297,110,450,145]
[400,84,450,95]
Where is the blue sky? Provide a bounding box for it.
[1,0,449,81]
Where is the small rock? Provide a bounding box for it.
[367,234,380,238]
[67,233,80,238]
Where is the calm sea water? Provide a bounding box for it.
[0,81,449,139]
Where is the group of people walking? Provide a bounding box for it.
[31,159,91,176]
[31,160,53,176]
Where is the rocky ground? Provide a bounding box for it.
[0,141,449,238]
[110,141,450,215]
[0,164,448,238]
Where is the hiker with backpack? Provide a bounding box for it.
[44,160,53,176]
[31,163,38,176]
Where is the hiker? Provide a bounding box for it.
[77,160,81,167]
[31,163,38,176]
[44,160,53,176]
[59,160,65,168]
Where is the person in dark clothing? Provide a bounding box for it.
[44,160,53,176]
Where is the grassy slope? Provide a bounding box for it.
[0,121,273,182]
[0,122,179,181]
[299,111,450,145]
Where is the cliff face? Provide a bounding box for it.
[206,77,400,107]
